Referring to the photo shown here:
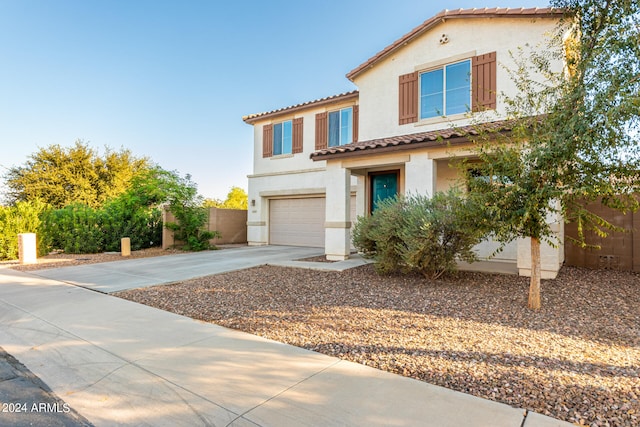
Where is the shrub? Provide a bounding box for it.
[165,203,220,251]
[352,195,406,275]
[101,198,162,251]
[41,204,104,254]
[399,192,486,279]
[352,190,487,279]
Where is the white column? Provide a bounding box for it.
[355,175,366,218]
[405,153,436,197]
[247,185,267,245]
[325,162,351,260]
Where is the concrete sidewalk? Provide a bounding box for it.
[0,261,571,426]
[31,245,325,293]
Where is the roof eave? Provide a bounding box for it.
[311,136,472,161]
[243,91,359,124]
[346,8,566,82]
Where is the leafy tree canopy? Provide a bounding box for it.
[3,140,150,208]
[462,0,640,309]
[203,186,248,210]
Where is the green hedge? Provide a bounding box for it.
[0,201,162,260]
[40,203,162,254]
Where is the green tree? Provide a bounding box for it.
[129,167,217,251]
[159,171,218,250]
[3,141,149,208]
[203,186,248,210]
[464,1,640,309]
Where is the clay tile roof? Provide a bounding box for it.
[310,120,514,160]
[242,90,359,124]
[346,7,565,81]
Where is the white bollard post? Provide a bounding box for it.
[18,233,37,265]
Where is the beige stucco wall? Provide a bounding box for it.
[353,16,563,142]
[251,97,358,177]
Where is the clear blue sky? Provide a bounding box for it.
[0,0,549,200]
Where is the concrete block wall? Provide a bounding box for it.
[163,208,248,249]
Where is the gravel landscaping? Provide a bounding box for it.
[116,264,640,427]
[5,247,181,271]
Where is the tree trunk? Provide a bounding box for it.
[528,236,542,310]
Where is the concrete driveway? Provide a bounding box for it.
[32,245,324,293]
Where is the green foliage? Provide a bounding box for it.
[203,186,248,210]
[353,191,486,279]
[3,140,149,208]
[465,1,640,247]
[165,204,219,251]
[0,153,213,256]
[400,192,487,279]
[459,1,640,308]
[39,200,162,255]
[160,172,221,251]
[353,195,406,275]
[101,197,162,252]
[41,204,104,254]
[0,200,50,260]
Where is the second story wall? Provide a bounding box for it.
[247,92,358,176]
[351,16,563,141]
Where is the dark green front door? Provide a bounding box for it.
[371,172,398,212]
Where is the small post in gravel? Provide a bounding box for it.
[121,237,131,257]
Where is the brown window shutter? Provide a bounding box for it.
[472,52,497,111]
[352,105,359,142]
[262,124,273,158]
[315,112,328,150]
[292,117,304,154]
[399,71,418,125]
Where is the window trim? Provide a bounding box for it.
[418,58,471,120]
[272,120,293,156]
[328,107,353,147]
[398,51,496,126]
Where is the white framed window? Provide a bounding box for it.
[419,59,471,119]
[273,120,292,155]
[328,107,353,147]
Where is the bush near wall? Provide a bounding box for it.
[41,205,104,254]
[100,199,162,251]
[0,200,50,260]
[40,203,162,254]
[353,190,488,279]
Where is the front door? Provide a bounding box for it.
[370,172,398,212]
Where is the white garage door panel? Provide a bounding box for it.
[270,198,326,247]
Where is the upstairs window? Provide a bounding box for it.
[273,120,292,155]
[399,52,496,125]
[315,105,359,150]
[328,107,353,147]
[420,59,471,119]
[262,117,303,158]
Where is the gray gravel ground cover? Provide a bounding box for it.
[115,264,639,427]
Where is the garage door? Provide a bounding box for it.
[270,198,326,247]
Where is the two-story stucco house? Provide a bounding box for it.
[243,7,567,278]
